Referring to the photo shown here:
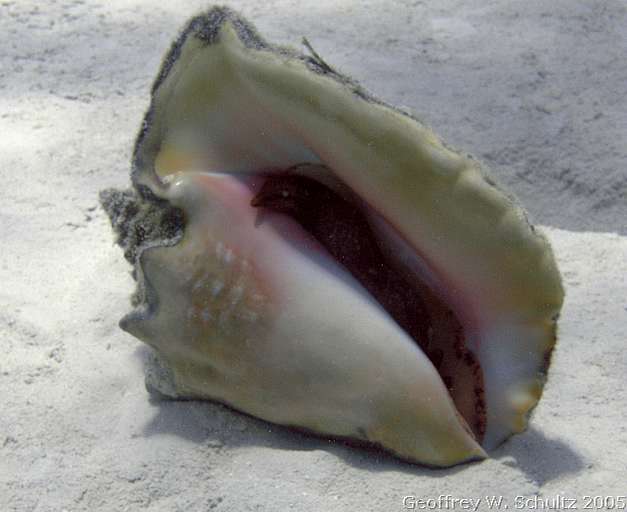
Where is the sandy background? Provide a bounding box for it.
[1,1,626,511]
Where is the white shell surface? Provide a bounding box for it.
[123,172,486,467]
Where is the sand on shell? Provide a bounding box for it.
[1,1,626,511]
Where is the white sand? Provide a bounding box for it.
[1,1,626,510]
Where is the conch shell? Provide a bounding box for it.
[101,6,564,467]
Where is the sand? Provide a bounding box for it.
[1,1,626,511]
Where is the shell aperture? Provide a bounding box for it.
[251,172,487,443]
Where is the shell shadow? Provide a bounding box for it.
[140,396,473,477]
[493,426,586,485]
[135,346,583,479]
[135,346,468,477]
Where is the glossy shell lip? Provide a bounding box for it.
[121,171,489,467]
[108,6,564,467]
